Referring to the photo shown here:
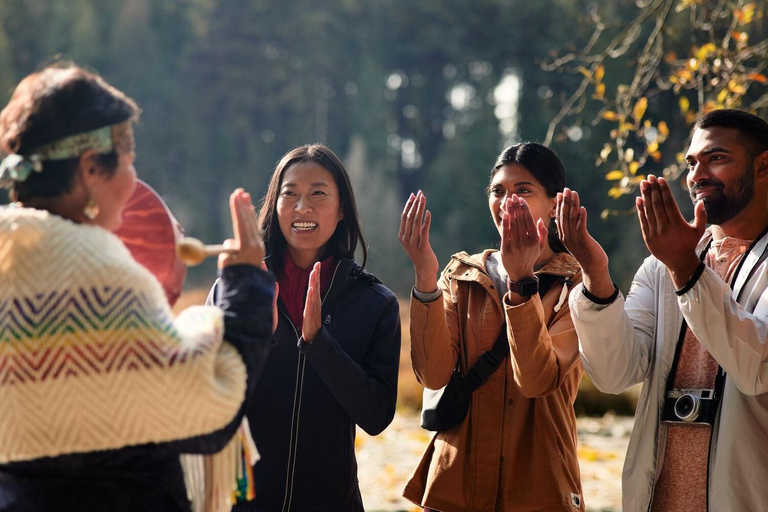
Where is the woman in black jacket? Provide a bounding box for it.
[210,144,401,512]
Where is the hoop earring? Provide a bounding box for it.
[84,198,100,220]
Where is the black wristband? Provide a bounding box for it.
[674,261,706,296]
[582,284,619,305]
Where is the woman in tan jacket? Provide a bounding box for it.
[398,142,584,512]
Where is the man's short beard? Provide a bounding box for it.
[689,166,755,225]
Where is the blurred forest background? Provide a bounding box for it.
[0,0,665,295]
[6,2,768,507]
[4,0,768,296]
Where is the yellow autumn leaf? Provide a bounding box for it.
[602,110,619,121]
[595,65,605,84]
[577,66,591,78]
[650,151,662,162]
[608,187,624,199]
[677,68,693,81]
[736,3,756,24]
[728,79,746,95]
[647,141,659,153]
[658,121,669,137]
[606,170,625,180]
[633,97,648,123]
[629,161,640,175]
[732,31,749,44]
[593,82,606,99]
[680,97,690,114]
[717,88,729,104]
[696,43,716,61]
[703,101,723,114]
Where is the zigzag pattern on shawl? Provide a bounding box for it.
[0,286,218,385]
[0,207,247,463]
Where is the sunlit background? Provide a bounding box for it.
[7,0,766,509]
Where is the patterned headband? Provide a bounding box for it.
[0,121,135,189]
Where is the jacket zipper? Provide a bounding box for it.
[280,260,343,511]
[281,314,303,512]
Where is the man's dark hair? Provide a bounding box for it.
[695,109,768,161]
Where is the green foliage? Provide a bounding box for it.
[1,0,657,293]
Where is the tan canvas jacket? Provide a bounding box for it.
[403,250,585,512]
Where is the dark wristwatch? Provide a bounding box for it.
[507,276,539,297]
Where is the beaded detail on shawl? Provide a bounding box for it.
[0,207,246,463]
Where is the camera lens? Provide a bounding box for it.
[674,394,700,422]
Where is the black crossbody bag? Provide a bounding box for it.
[420,274,561,432]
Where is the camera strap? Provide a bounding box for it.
[665,240,713,397]
[666,225,768,400]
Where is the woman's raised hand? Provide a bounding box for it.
[301,262,322,343]
[219,188,266,269]
[555,189,608,271]
[399,191,439,293]
[555,188,614,298]
[499,195,546,282]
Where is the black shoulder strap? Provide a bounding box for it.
[538,273,560,297]
[460,273,570,393]
[463,323,508,392]
[462,273,569,391]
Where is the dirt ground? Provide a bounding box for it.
[173,290,630,511]
[356,411,631,512]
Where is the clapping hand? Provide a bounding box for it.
[218,188,266,269]
[219,189,278,333]
[399,191,440,294]
[555,188,614,298]
[301,262,322,343]
[636,175,705,288]
[499,195,546,283]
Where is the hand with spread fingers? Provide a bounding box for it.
[500,194,546,283]
[555,188,614,299]
[636,174,706,288]
[219,188,266,269]
[399,190,440,294]
[301,262,322,343]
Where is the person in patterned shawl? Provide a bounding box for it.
[0,63,275,512]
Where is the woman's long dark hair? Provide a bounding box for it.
[258,143,367,275]
[489,142,567,253]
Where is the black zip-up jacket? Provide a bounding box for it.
[210,257,401,512]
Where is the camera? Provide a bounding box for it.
[662,388,718,425]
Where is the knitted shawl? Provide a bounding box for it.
[0,206,246,463]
